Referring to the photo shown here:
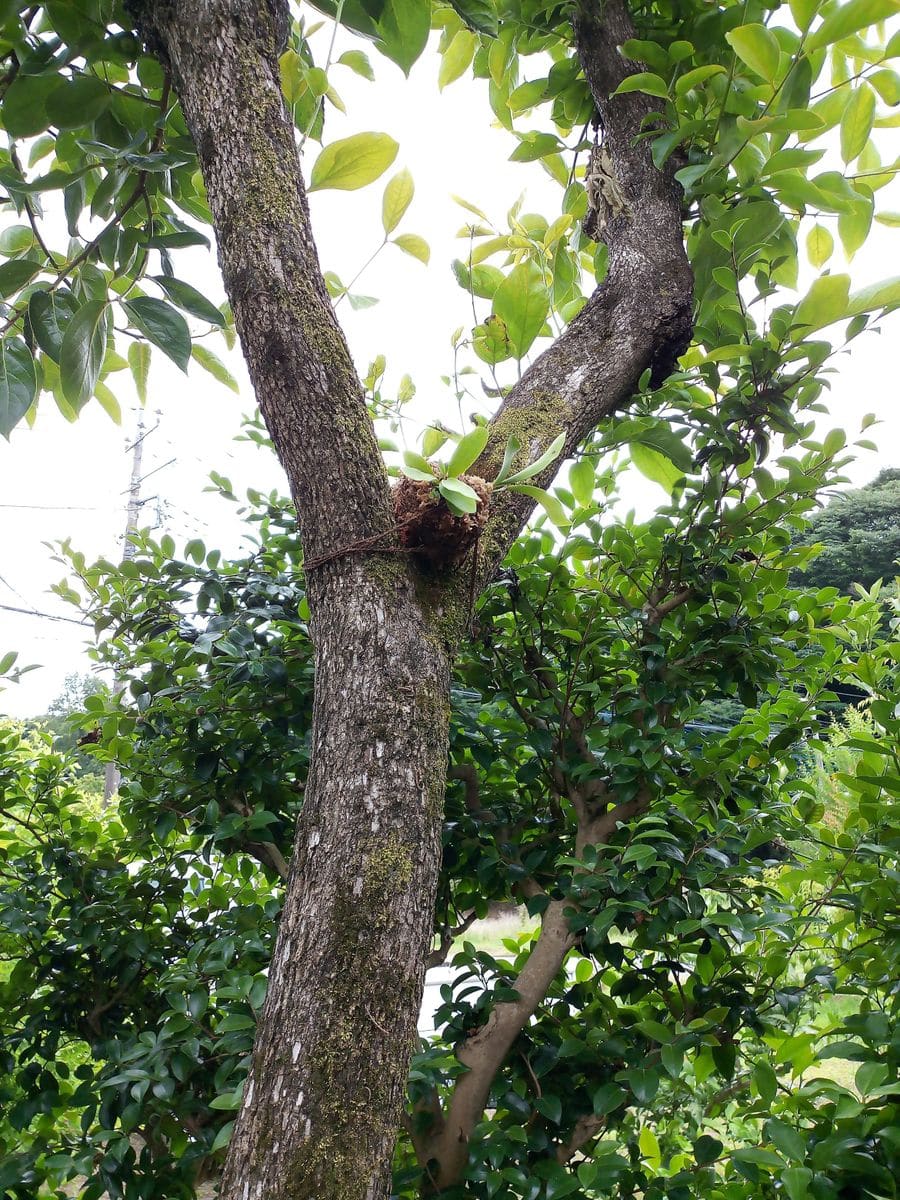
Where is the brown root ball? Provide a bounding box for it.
[393,474,493,567]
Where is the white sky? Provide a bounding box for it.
[1,28,898,717]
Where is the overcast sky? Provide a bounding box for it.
[1,28,898,718]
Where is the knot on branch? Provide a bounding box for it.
[393,475,492,568]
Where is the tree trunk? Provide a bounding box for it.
[130,4,459,1196]
[219,557,453,1199]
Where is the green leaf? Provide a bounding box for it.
[45,75,111,130]
[211,1120,234,1153]
[59,300,108,412]
[793,273,850,330]
[613,72,670,99]
[439,30,477,90]
[2,73,58,137]
[508,79,547,112]
[128,340,151,405]
[806,223,833,268]
[789,0,817,31]
[838,198,873,260]
[94,381,121,423]
[753,1060,778,1103]
[630,443,684,493]
[675,64,726,96]
[123,298,191,372]
[639,1126,660,1163]
[152,276,226,326]
[503,432,566,485]
[309,132,399,192]
[693,1134,723,1165]
[422,426,448,456]
[492,261,549,359]
[592,1083,625,1115]
[847,275,900,316]
[0,258,40,299]
[392,233,430,263]
[448,0,498,35]
[781,1166,813,1200]
[493,435,522,486]
[869,68,900,107]
[191,345,240,393]
[0,225,34,255]
[840,84,875,164]
[337,49,375,80]
[569,458,594,506]
[726,23,781,83]
[766,1117,806,1163]
[375,0,431,75]
[382,168,414,234]
[661,1043,684,1078]
[733,1147,784,1167]
[403,450,437,480]
[625,1067,660,1104]
[545,1169,580,1199]
[447,425,489,476]
[0,337,37,438]
[806,0,900,52]
[534,1093,562,1123]
[438,477,479,514]
[509,484,570,528]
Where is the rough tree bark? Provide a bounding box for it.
[130,1,692,1197]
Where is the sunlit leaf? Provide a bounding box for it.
[192,345,240,393]
[309,132,399,192]
[726,23,781,83]
[392,233,430,263]
[382,168,414,234]
[492,261,549,359]
[447,425,489,476]
[630,443,684,493]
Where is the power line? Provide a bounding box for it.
[0,602,87,626]
[0,503,112,511]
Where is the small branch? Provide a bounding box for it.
[426,910,478,969]
[577,788,651,858]
[246,839,290,880]
[556,1113,606,1163]
[646,587,692,622]
[448,763,488,819]
[424,899,577,1186]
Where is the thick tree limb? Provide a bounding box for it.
[473,0,693,580]
[128,0,391,565]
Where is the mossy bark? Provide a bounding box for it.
[131,5,454,1199]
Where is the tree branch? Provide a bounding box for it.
[129,0,392,564]
[424,899,577,1186]
[556,1113,607,1164]
[472,0,693,582]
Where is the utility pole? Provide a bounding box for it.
[103,408,148,806]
